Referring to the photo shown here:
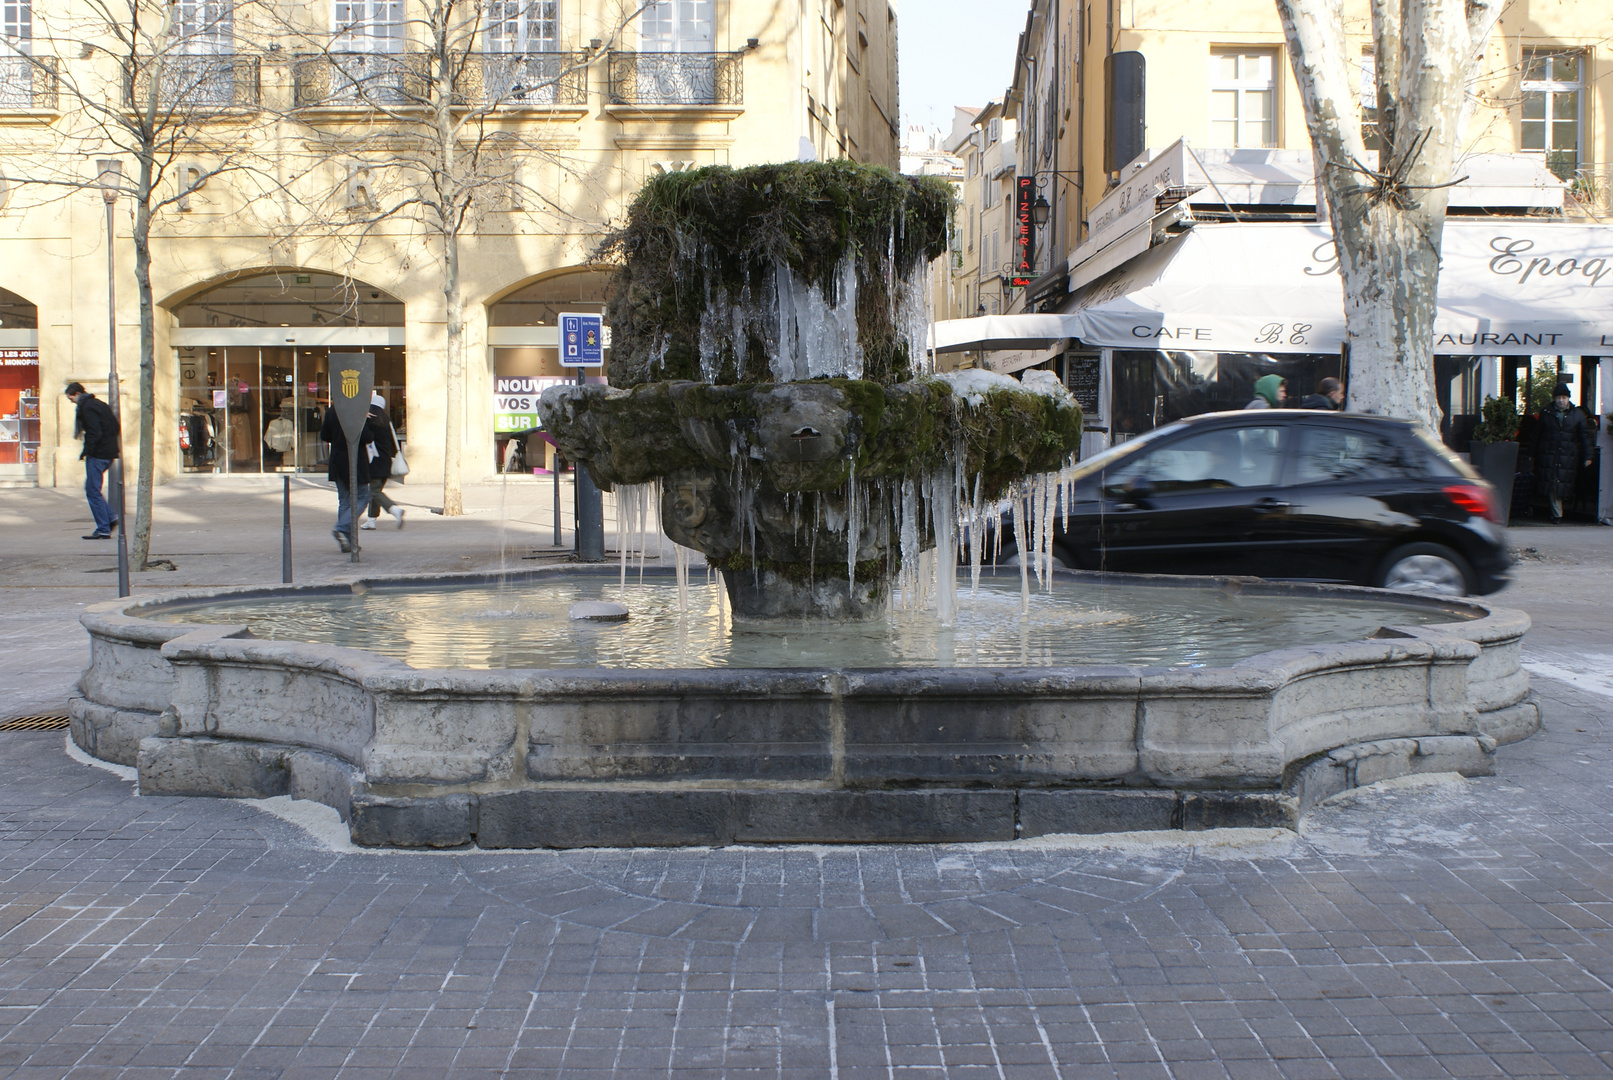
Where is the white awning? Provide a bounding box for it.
[930,220,1613,356]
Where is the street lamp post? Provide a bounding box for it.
[96,159,129,598]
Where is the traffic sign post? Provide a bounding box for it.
[558,313,605,560]
[559,312,604,368]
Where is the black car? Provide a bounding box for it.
[993,410,1511,596]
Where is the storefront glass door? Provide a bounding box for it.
[179,345,405,473]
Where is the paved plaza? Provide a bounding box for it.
[2,480,1613,1078]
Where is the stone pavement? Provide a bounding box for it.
[2,484,1613,1078]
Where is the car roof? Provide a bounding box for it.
[1167,410,1415,432]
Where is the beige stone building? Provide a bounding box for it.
[943,0,1613,327]
[933,0,1613,476]
[0,0,899,489]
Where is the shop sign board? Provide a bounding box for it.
[0,348,38,365]
[559,313,604,367]
[1011,176,1035,287]
[493,375,567,433]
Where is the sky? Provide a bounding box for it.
[896,0,1032,139]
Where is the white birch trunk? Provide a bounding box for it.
[1275,0,1501,433]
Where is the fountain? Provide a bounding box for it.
[538,161,1081,620]
[66,162,1539,848]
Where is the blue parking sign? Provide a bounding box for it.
[559,312,604,367]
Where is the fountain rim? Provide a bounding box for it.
[90,564,1519,680]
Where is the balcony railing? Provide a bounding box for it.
[127,54,260,111]
[607,50,742,107]
[295,51,587,109]
[0,55,59,110]
[295,52,419,108]
[465,52,587,106]
[1569,165,1613,218]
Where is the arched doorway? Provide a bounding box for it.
[171,272,405,474]
[0,286,40,481]
[486,269,611,472]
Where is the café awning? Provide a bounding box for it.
[930,220,1613,357]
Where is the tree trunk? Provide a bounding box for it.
[131,170,157,568]
[1276,0,1501,434]
[442,229,464,516]
[438,60,464,517]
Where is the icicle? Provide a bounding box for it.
[845,462,859,597]
[1012,485,1030,615]
[968,472,985,597]
[674,543,690,617]
[931,463,957,627]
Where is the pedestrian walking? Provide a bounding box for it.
[320,399,377,553]
[1300,377,1345,410]
[1532,383,1593,523]
[361,393,405,531]
[63,382,120,540]
[1245,374,1287,409]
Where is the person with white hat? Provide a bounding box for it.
[361,393,405,530]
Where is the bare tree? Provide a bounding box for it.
[279,0,646,514]
[1275,0,1502,430]
[1,0,280,567]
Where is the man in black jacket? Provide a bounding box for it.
[64,382,120,540]
[1533,383,1594,523]
[320,402,376,553]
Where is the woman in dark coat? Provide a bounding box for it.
[1533,383,1593,523]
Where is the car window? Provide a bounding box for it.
[1103,426,1285,494]
[1411,429,1480,479]
[1293,426,1419,483]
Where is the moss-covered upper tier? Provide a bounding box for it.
[598,161,954,389]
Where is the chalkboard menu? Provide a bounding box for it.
[1065,354,1102,416]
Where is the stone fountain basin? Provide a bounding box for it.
[68,567,1538,849]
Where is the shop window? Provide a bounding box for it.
[1209,48,1277,148]
[1521,49,1582,180]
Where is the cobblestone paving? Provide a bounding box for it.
[0,671,1606,1078]
[5,491,1613,1078]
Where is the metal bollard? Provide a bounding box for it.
[553,454,562,548]
[113,459,130,597]
[282,475,293,583]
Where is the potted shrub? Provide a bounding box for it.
[1470,395,1520,525]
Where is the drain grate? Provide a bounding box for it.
[0,714,70,731]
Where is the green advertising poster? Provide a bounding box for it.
[493,376,550,433]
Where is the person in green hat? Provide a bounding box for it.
[1245,374,1288,409]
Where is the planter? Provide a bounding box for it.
[1469,440,1519,526]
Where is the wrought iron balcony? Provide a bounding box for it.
[294,52,587,109]
[127,54,260,111]
[0,55,59,111]
[607,50,742,107]
[294,52,421,108]
[465,52,588,106]
[1568,165,1612,218]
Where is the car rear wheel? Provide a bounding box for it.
[1373,543,1474,597]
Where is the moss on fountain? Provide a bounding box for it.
[598,161,954,388]
[541,377,1082,501]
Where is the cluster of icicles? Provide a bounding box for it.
[607,453,1080,628]
[678,245,934,384]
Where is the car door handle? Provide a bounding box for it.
[1252,498,1291,514]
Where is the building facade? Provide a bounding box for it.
[0,0,899,488]
[941,0,1613,324]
